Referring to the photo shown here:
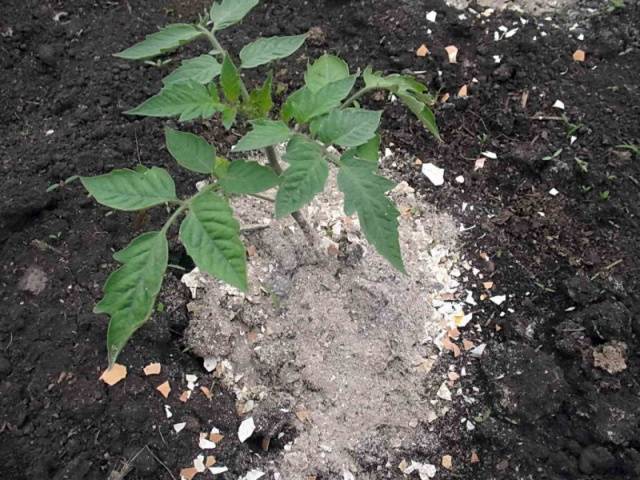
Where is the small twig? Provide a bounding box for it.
[240,224,271,234]
[591,259,623,280]
[249,193,275,203]
[530,115,564,121]
[144,446,176,480]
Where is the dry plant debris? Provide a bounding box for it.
[593,342,627,374]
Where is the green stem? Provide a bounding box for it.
[340,87,374,110]
[198,29,316,244]
[160,201,189,235]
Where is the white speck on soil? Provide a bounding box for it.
[184,159,462,475]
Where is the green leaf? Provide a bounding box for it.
[220,55,242,103]
[337,157,404,272]
[219,161,279,194]
[233,119,292,152]
[310,108,381,147]
[222,106,238,130]
[114,24,203,60]
[304,54,349,92]
[342,134,380,166]
[162,55,221,85]
[164,127,215,174]
[398,93,440,140]
[214,156,230,178]
[81,167,176,211]
[180,191,247,291]
[275,136,328,218]
[240,34,307,69]
[126,80,223,121]
[210,0,259,32]
[95,232,168,366]
[247,73,273,118]
[282,75,357,124]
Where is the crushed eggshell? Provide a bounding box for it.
[549,188,559,196]
[194,455,206,473]
[471,451,480,464]
[99,364,127,386]
[179,390,192,402]
[421,163,445,186]
[481,151,498,160]
[445,45,458,63]
[199,433,217,449]
[470,343,487,357]
[156,381,171,398]
[143,362,161,376]
[173,422,187,434]
[180,467,199,480]
[553,99,565,110]
[241,470,266,480]
[442,336,461,357]
[437,382,452,401]
[442,455,453,470]
[416,44,430,57]
[474,157,486,170]
[426,10,437,22]
[210,432,224,443]
[210,466,229,475]
[573,49,585,62]
[238,417,256,443]
[463,339,475,351]
[206,456,216,467]
[203,357,218,372]
[164,404,173,419]
[458,85,468,97]
[200,386,213,400]
[483,281,494,289]
[490,295,507,305]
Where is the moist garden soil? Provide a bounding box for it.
[1,0,639,479]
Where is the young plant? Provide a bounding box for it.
[80,0,439,366]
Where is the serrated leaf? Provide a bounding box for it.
[275,136,328,218]
[398,93,440,140]
[95,232,168,365]
[222,106,238,130]
[164,127,215,174]
[220,54,242,103]
[311,108,381,147]
[240,34,307,69]
[114,24,203,60]
[233,119,292,152]
[126,80,223,121]
[210,0,259,32]
[81,167,176,211]
[180,191,247,291]
[247,73,273,118]
[162,55,221,85]
[219,161,279,194]
[282,75,356,124]
[342,134,380,166]
[304,54,349,92]
[337,158,404,272]
[363,67,439,140]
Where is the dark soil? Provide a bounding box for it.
[1,0,639,479]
